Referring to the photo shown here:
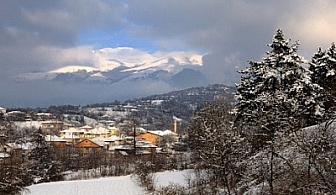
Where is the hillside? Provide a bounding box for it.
[87,84,235,130]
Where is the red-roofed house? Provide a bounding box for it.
[73,138,105,154]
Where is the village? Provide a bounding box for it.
[0,84,231,193]
[0,103,190,171]
[0,84,232,166]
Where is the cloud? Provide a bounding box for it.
[124,0,283,84]
[279,1,336,56]
[124,0,336,84]
[2,0,336,106]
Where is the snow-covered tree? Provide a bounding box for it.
[25,128,62,185]
[188,96,250,193]
[235,29,326,147]
[242,121,336,194]
[234,29,329,194]
[309,43,336,115]
[290,121,336,193]
[0,154,26,195]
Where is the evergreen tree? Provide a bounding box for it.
[0,161,26,195]
[25,128,62,185]
[235,29,325,147]
[309,43,336,115]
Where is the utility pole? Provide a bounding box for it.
[133,119,136,156]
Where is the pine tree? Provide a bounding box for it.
[235,29,325,147]
[25,128,62,184]
[309,43,336,115]
[0,162,26,195]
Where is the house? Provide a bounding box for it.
[80,125,93,132]
[35,113,54,121]
[41,121,63,134]
[108,126,120,136]
[0,140,12,162]
[60,128,83,143]
[137,131,161,145]
[0,152,10,159]
[89,126,110,138]
[114,140,157,156]
[136,140,157,154]
[6,110,28,121]
[0,107,6,114]
[73,138,105,154]
[45,135,67,149]
[137,130,178,145]
[103,135,123,150]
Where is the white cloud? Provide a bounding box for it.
[2,0,336,106]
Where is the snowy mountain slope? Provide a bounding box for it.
[12,47,208,107]
[16,47,205,87]
[94,47,156,70]
[50,65,99,73]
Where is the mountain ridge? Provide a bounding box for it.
[15,47,205,88]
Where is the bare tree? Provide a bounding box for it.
[188,95,250,194]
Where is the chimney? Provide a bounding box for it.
[173,119,177,134]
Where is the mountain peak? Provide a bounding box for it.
[50,65,98,73]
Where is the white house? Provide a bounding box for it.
[0,107,6,114]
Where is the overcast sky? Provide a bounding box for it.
[1,0,336,107]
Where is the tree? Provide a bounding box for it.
[243,121,336,194]
[235,29,326,147]
[0,158,26,195]
[289,121,336,193]
[188,95,250,194]
[235,30,327,194]
[24,128,62,185]
[309,43,336,115]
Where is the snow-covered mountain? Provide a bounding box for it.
[10,47,209,107]
[16,47,207,88]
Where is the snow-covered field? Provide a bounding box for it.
[23,170,192,195]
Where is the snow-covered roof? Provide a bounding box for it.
[84,126,109,135]
[81,125,93,129]
[0,152,10,158]
[7,110,25,114]
[112,145,124,150]
[104,135,122,142]
[173,115,183,122]
[60,127,85,133]
[90,138,106,147]
[45,135,66,142]
[151,100,165,105]
[148,130,177,136]
[41,120,63,124]
[60,135,80,139]
[13,121,42,129]
[136,141,157,148]
[136,127,147,133]
[7,142,33,150]
[36,113,52,116]
[136,150,151,155]
[119,151,129,156]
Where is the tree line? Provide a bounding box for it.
[188,29,336,194]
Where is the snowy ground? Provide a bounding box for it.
[23,170,192,195]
